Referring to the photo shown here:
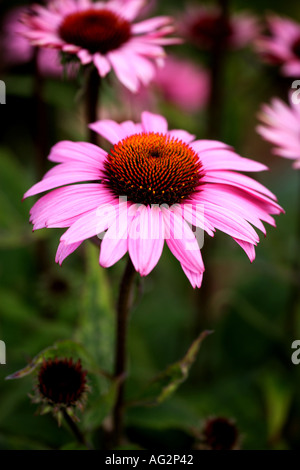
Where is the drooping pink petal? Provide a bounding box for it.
[195,184,278,233]
[199,149,268,172]
[107,49,140,92]
[94,52,112,76]
[24,169,101,199]
[201,201,260,244]
[55,240,83,265]
[125,52,156,87]
[162,206,204,274]
[60,202,119,244]
[99,204,131,267]
[77,49,92,64]
[128,205,165,276]
[182,202,215,237]
[30,184,113,229]
[202,170,277,200]
[233,238,256,262]
[181,264,204,288]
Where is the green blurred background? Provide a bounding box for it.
[0,0,300,450]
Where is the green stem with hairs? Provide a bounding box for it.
[62,408,91,449]
[112,257,136,446]
[85,65,101,145]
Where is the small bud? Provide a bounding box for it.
[31,357,89,422]
[200,416,240,450]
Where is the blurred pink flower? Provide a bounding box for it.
[255,15,300,77]
[153,55,210,112]
[24,112,282,288]
[20,0,181,92]
[257,94,300,169]
[114,55,210,118]
[180,6,260,50]
[1,7,33,66]
[1,7,68,78]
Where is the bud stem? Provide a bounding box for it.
[63,408,91,449]
[85,65,100,145]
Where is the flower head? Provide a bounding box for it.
[255,15,300,77]
[257,94,300,169]
[38,357,87,406]
[31,357,88,420]
[20,0,180,92]
[180,6,259,50]
[201,416,240,450]
[24,111,283,288]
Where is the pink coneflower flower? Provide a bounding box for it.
[255,15,300,77]
[24,112,282,288]
[118,54,210,117]
[153,55,210,112]
[20,0,180,92]
[180,6,260,50]
[257,95,300,169]
[1,6,69,78]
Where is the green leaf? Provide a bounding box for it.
[71,244,117,430]
[130,330,212,407]
[82,381,118,432]
[75,243,115,374]
[0,146,35,248]
[261,371,293,444]
[5,339,97,380]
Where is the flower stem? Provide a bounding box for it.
[194,0,230,370]
[62,409,90,449]
[112,257,136,446]
[33,48,49,274]
[33,48,48,179]
[85,65,100,145]
[206,0,229,140]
